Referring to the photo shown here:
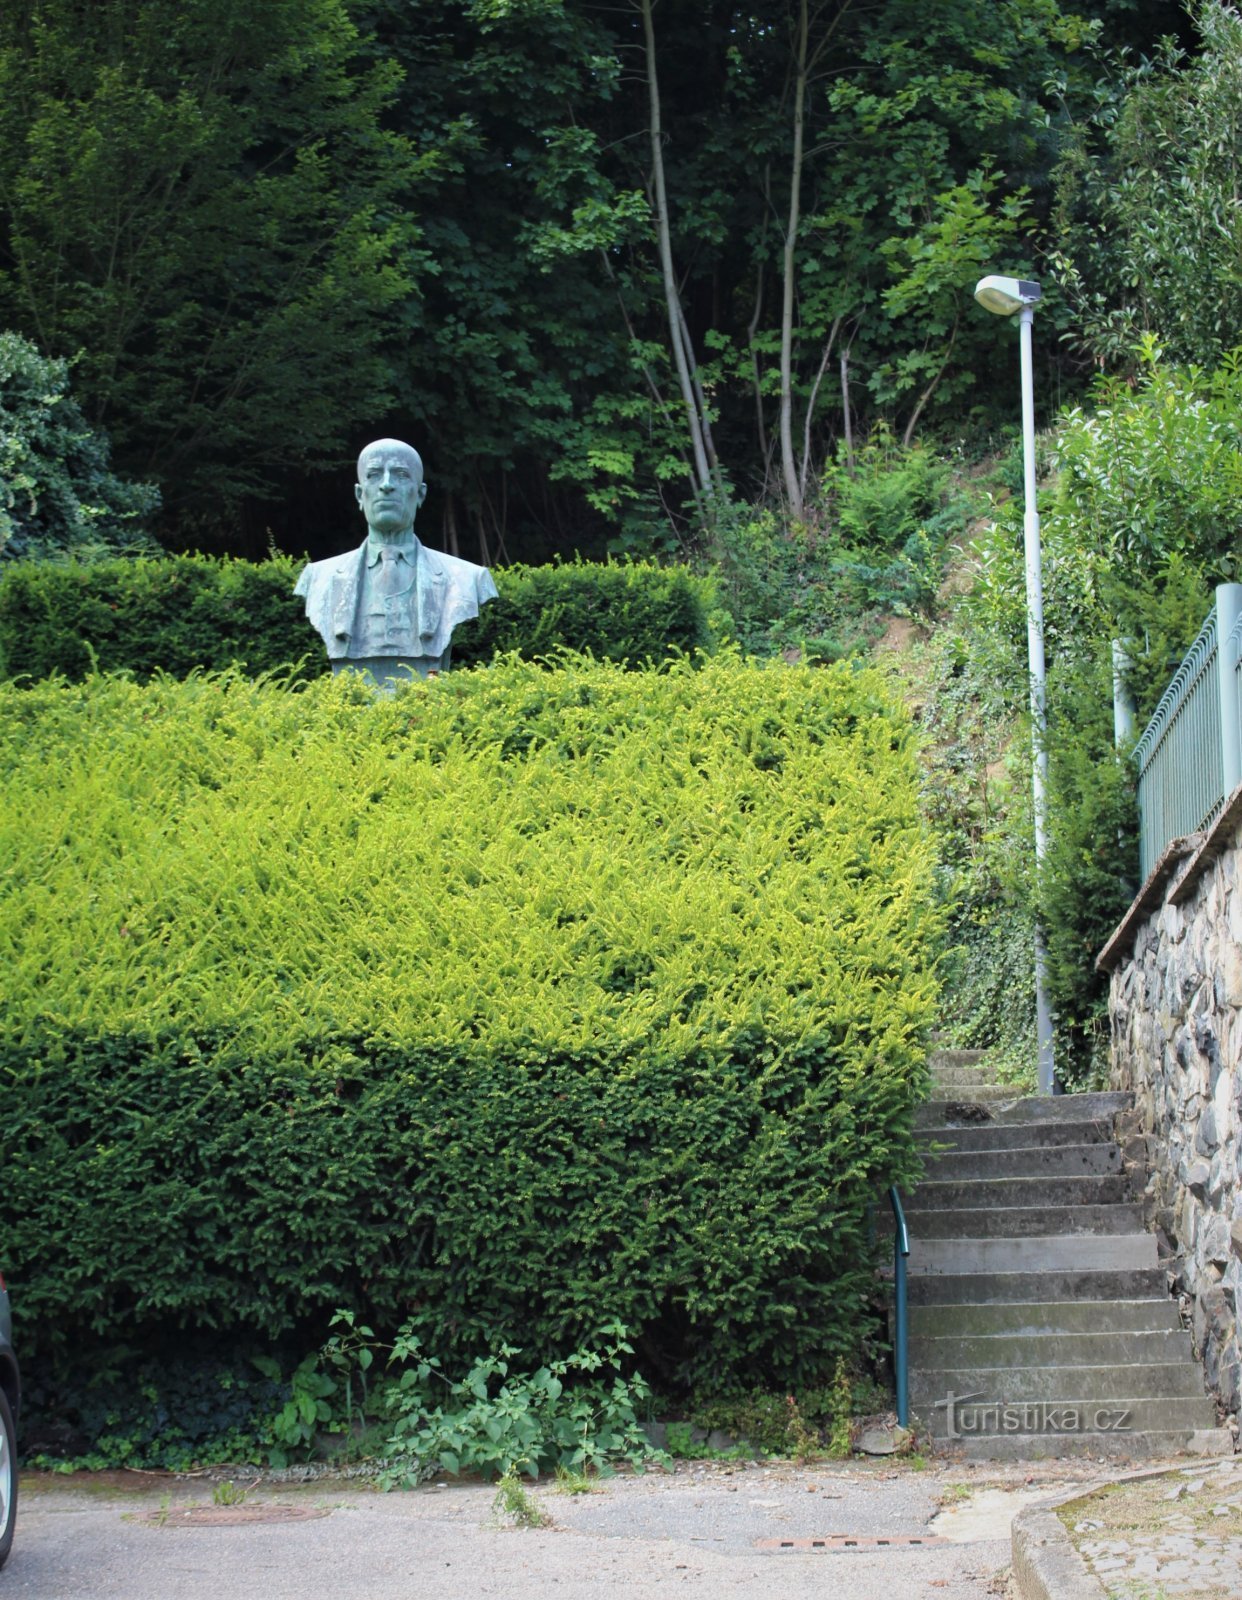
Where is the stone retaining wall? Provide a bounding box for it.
[1105,798,1242,1432]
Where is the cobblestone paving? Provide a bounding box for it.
[1065,1457,1242,1598]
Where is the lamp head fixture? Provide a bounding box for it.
[974,274,1042,316]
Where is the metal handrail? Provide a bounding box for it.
[888,1185,910,1429]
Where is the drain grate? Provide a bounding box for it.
[756,1535,947,1551]
[136,1504,331,1528]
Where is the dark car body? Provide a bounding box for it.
[0,1272,19,1570]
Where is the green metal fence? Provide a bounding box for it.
[1135,584,1242,882]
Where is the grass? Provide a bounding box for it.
[553,1465,598,1496]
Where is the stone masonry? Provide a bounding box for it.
[1103,794,1242,1439]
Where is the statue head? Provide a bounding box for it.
[355,438,427,539]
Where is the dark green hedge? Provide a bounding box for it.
[0,657,940,1395]
[2,1025,915,1392]
[0,553,720,681]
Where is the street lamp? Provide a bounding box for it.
[974,273,1055,1097]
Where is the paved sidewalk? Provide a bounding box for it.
[5,1459,1087,1600]
[1060,1457,1242,1597]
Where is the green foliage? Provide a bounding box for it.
[1039,645,1139,1084]
[0,0,421,529]
[553,1464,598,1495]
[661,1420,747,1461]
[700,437,971,660]
[1053,1,1242,371]
[965,348,1242,1083]
[873,165,1034,426]
[0,0,1125,559]
[493,1471,551,1527]
[904,619,1041,1076]
[0,656,941,1400]
[370,1320,656,1488]
[0,553,309,682]
[21,1355,288,1473]
[824,1358,855,1459]
[0,331,158,561]
[0,555,720,682]
[683,1363,886,1458]
[255,1354,339,1469]
[452,559,720,665]
[828,435,954,558]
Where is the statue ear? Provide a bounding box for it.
[418,481,428,507]
[355,483,365,509]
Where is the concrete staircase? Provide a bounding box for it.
[904,1049,1227,1460]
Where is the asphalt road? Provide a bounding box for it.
[4,1459,1089,1600]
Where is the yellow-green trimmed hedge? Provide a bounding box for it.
[0,655,941,1390]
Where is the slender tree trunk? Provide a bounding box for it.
[779,0,809,519]
[600,245,699,517]
[443,492,460,557]
[902,315,958,446]
[799,313,841,505]
[640,0,713,504]
[676,295,720,475]
[748,259,769,470]
[840,346,855,472]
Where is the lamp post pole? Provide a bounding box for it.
[975,275,1055,1096]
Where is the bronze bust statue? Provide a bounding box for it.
[294,439,497,689]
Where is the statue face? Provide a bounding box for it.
[355,442,427,538]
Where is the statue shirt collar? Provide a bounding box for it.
[366,530,418,567]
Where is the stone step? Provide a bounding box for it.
[920,1393,1219,1442]
[928,1049,991,1072]
[908,1299,1183,1337]
[907,1267,1169,1305]
[933,1426,1230,1462]
[916,1091,1132,1131]
[931,1065,1005,1088]
[909,1361,1209,1405]
[910,1232,1158,1276]
[906,1175,1130,1211]
[908,1328,1195,1369]
[904,1203,1146,1240]
[922,1084,1021,1107]
[921,1396,1218,1439]
[919,1143,1123,1181]
[918,1117,1116,1153]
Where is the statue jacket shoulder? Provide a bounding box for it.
[294,538,498,661]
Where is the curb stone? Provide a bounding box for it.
[1010,1457,1238,1600]
[1012,1507,1108,1600]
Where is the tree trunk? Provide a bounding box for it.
[799,314,842,505]
[902,315,958,446]
[640,0,714,505]
[778,0,809,520]
[840,345,855,472]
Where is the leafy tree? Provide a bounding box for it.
[0,330,158,561]
[0,0,421,539]
[1053,0,1242,370]
[586,0,1094,514]
[347,0,1107,554]
[968,344,1242,1081]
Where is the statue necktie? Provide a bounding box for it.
[378,547,405,597]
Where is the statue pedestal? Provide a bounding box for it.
[331,653,449,692]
